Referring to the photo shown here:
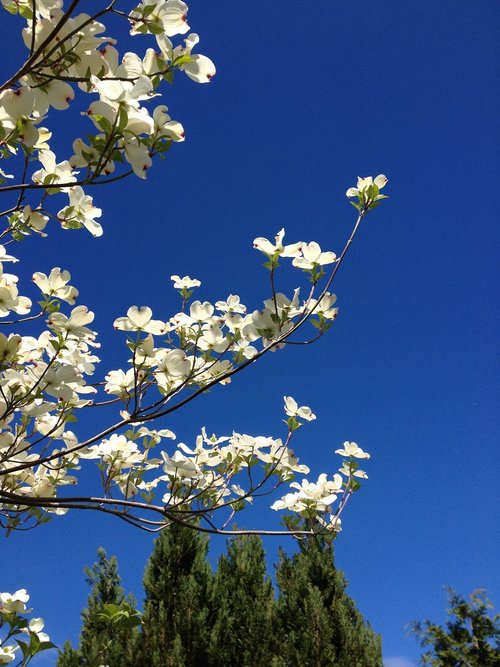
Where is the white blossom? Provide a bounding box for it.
[335,441,370,459]
[47,306,95,340]
[170,274,201,289]
[346,174,388,198]
[284,396,316,421]
[114,306,167,335]
[292,242,337,270]
[253,228,302,258]
[32,268,78,304]
[32,150,77,187]
[0,589,30,613]
[58,187,103,237]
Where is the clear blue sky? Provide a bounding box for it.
[1,2,498,665]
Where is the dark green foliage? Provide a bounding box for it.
[57,548,135,667]
[208,535,277,667]
[275,533,383,667]
[132,522,212,667]
[56,641,81,667]
[67,528,382,667]
[412,588,500,666]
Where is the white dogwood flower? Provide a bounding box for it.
[0,641,17,664]
[48,306,95,339]
[32,150,76,187]
[32,268,78,304]
[0,589,30,613]
[346,174,388,198]
[170,274,201,289]
[284,396,316,421]
[339,461,368,479]
[114,306,167,335]
[253,228,302,258]
[58,187,103,237]
[190,300,214,321]
[25,618,50,643]
[123,137,152,179]
[153,105,185,141]
[335,441,370,459]
[175,34,216,83]
[215,295,246,314]
[292,242,337,270]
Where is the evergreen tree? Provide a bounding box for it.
[412,588,500,666]
[57,641,81,667]
[57,548,135,667]
[133,522,212,667]
[208,534,277,667]
[275,532,382,667]
[66,529,383,667]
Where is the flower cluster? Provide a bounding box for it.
[1,0,215,239]
[0,589,52,664]
[270,439,371,531]
[0,221,345,530]
[107,231,340,406]
[0,0,389,539]
[346,174,388,212]
[0,176,388,533]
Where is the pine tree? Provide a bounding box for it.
[275,532,383,667]
[208,534,277,667]
[57,548,135,667]
[57,641,81,667]
[133,522,212,667]
[412,588,500,666]
[65,530,382,667]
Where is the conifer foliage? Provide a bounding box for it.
[63,527,382,666]
[57,548,135,667]
[207,535,277,666]
[274,532,383,667]
[412,588,500,666]
[133,523,212,667]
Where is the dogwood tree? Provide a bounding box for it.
[0,0,389,545]
[0,2,390,659]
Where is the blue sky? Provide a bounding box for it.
[1,1,498,665]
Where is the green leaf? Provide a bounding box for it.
[173,54,194,67]
[156,139,173,153]
[117,107,129,132]
[16,638,30,660]
[19,5,33,19]
[39,640,57,652]
[81,149,95,164]
[142,3,157,17]
[92,114,113,135]
[149,22,166,35]
[30,632,41,654]
[286,416,301,432]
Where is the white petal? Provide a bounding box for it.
[127,305,152,328]
[183,54,216,83]
[374,174,388,189]
[357,176,373,190]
